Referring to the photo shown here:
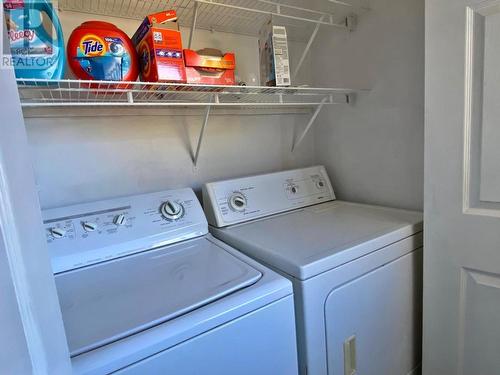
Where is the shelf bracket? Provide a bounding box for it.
[291,97,328,152]
[193,103,211,167]
[126,91,134,104]
[292,15,324,81]
[346,14,357,32]
[188,1,200,49]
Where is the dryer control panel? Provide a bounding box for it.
[43,188,207,274]
[203,166,335,227]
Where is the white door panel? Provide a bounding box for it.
[459,269,500,374]
[479,11,500,202]
[424,0,500,374]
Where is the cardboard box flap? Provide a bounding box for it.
[132,10,178,45]
[148,10,177,25]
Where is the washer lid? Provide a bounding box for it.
[55,237,262,356]
[213,201,423,280]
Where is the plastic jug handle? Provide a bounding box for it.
[32,1,64,48]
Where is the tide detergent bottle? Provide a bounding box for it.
[3,0,65,80]
[67,21,139,82]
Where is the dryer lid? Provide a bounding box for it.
[55,237,262,356]
[213,201,423,280]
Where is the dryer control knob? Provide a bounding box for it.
[50,227,66,239]
[82,221,98,232]
[160,200,184,221]
[229,193,247,212]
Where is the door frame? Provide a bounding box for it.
[0,11,71,375]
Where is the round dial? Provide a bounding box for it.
[82,221,98,232]
[50,227,66,239]
[229,192,247,212]
[160,200,184,221]
[316,179,326,190]
[114,214,126,226]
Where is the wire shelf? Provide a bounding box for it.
[58,0,358,40]
[17,79,364,108]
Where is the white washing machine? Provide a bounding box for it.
[203,166,423,375]
[42,188,298,375]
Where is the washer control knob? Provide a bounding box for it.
[290,185,299,194]
[229,193,247,212]
[82,221,98,232]
[316,179,326,190]
[50,227,66,239]
[160,200,184,221]
[114,214,126,226]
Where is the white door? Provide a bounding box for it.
[424,0,500,374]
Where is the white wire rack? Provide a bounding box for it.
[58,0,359,40]
[17,79,362,107]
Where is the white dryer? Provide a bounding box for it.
[203,166,423,375]
[43,188,298,375]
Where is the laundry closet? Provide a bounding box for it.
[18,0,424,212]
[0,0,426,374]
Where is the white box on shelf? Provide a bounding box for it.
[259,21,291,87]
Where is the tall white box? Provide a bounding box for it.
[259,22,291,86]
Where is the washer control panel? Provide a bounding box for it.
[43,188,207,274]
[202,166,335,227]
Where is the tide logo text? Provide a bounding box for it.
[80,35,106,56]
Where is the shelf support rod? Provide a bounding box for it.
[193,102,212,166]
[291,97,328,152]
[127,91,134,104]
[188,1,200,49]
[292,15,324,81]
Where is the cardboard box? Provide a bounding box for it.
[184,48,236,85]
[259,22,291,86]
[132,10,178,46]
[132,10,186,83]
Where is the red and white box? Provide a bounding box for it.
[183,48,236,85]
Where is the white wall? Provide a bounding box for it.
[26,11,314,209]
[311,0,424,210]
[27,112,315,208]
